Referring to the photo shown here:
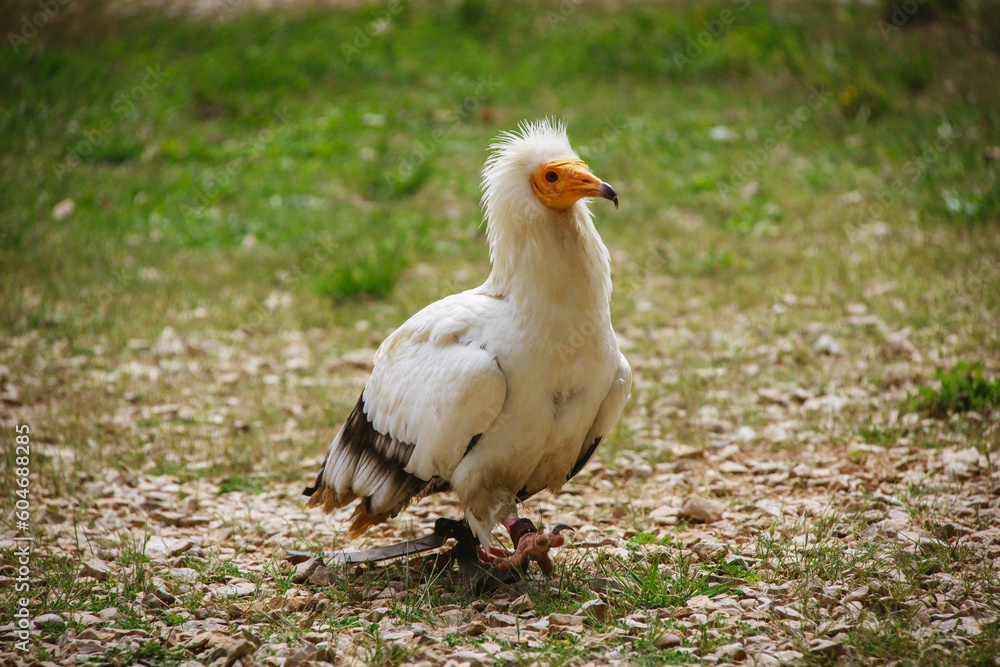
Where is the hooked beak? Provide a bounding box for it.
[596,181,619,209]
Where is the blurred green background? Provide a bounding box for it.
[2,0,998,347]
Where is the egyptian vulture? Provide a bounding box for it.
[304,119,631,573]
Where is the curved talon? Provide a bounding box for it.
[552,524,575,535]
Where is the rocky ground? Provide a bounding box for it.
[2,381,997,665]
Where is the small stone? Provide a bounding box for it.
[719,461,749,474]
[547,613,586,627]
[762,424,789,443]
[52,198,75,220]
[308,564,338,586]
[773,605,803,620]
[484,611,516,626]
[33,613,64,628]
[679,495,725,523]
[809,638,846,658]
[715,643,748,661]
[447,651,487,667]
[735,426,757,442]
[69,639,106,655]
[813,334,843,355]
[775,650,805,665]
[365,607,391,622]
[97,607,118,621]
[141,593,168,609]
[79,559,112,581]
[509,593,533,613]
[225,639,255,666]
[284,644,330,667]
[843,586,869,605]
[654,632,683,649]
[691,542,728,561]
[579,599,608,623]
[144,536,193,559]
[459,621,486,636]
[210,582,256,599]
[167,567,201,582]
[710,125,737,141]
[291,558,321,584]
[70,612,103,625]
[752,653,781,667]
[935,522,973,541]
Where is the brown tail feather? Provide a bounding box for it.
[347,502,390,539]
[304,485,357,513]
[304,484,391,538]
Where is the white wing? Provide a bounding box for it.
[304,294,507,535]
[567,352,632,481]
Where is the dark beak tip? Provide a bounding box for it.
[598,181,618,209]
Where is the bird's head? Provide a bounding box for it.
[481,119,618,228]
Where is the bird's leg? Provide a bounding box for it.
[494,513,571,576]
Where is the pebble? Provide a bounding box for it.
[144,536,193,559]
[808,638,846,658]
[33,614,65,628]
[719,460,749,474]
[813,334,843,355]
[679,495,725,523]
[290,558,321,584]
[714,643,748,661]
[579,599,608,623]
[52,198,75,220]
[653,632,683,649]
[210,582,257,599]
[547,613,586,628]
[458,621,486,636]
[97,607,118,621]
[226,638,256,665]
[79,559,112,581]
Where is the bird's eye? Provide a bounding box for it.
[544,170,558,183]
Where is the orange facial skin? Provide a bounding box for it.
[530,159,619,210]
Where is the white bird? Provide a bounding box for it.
[304,119,631,573]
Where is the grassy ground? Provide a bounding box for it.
[1,0,999,665]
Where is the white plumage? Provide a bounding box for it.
[305,119,631,548]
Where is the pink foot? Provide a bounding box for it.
[496,524,568,576]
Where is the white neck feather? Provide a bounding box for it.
[482,199,612,317]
